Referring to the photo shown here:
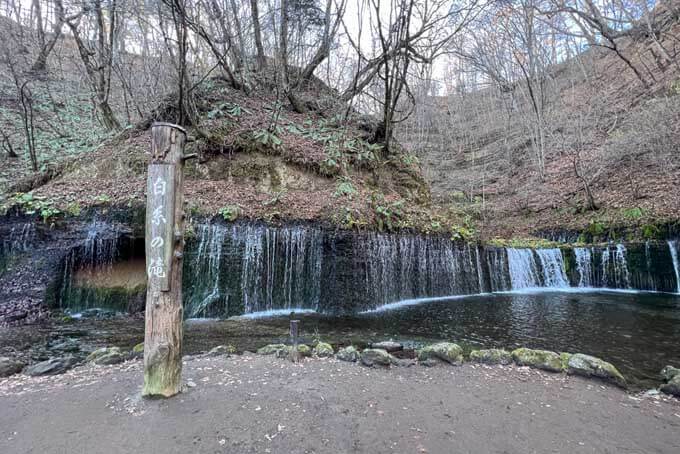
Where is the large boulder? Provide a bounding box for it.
[86,347,124,365]
[511,348,564,372]
[313,342,334,358]
[24,357,77,376]
[0,357,25,377]
[336,346,360,362]
[469,349,512,365]
[418,343,463,365]
[360,349,394,367]
[566,353,627,388]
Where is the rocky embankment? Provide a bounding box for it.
[4,333,679,399]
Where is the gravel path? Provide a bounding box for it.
[1,354,679,453]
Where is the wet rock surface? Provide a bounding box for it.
[360,349,394,367]
[206,345,236,356]
[512,348,564,373]
[417,342,463,365]
[313,342,334,357]
[566,353,627,388]
[0,357,25,377]
[24,356,78,376]
[660,365,680,397]
[257,344,287,355]
[469,349,513,365]
[336,346,360,362]
[660,365,680,382]
[371,341,403,353]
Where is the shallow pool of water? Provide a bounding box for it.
[3,290,679,389]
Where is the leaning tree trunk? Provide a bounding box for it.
[143,122,188,397]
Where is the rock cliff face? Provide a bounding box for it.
[4,212,678,326]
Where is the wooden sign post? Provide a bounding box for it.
[143,122,188,397]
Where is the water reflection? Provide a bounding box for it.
[356,291,680,386]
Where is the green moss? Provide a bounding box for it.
[487,238,560,249]
[313,342,334,357]
[641,223,661,240]
[469,349,512,365]
[257,344,287,355]
[560,352,572,370]
[622,207,644,220]
[511,348,564,372]
[418,342,464,364]
[218,205,241,222]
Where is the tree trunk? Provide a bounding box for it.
[143,123,187,398]
[250,0,266,70]
[32,0,65,72]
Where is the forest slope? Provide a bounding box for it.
[400,1,680,240]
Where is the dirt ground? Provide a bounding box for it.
[1,354,679,454]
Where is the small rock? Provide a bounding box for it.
[313,342,334,358]
[418,343,463,365]
[469,349,512,365]
[371,341,403,353]
[257,344,287,355]
[393,358,416,367]
[660,375,680,397]
[567,353,627,388]
[420,358,442,368]
[336,346,360,362]
[275,344,312,359]
[24,356,77,376]
[0,357,26,377]
[660,365,680,382]
[206,345,236,356]
[297,344,312,357]
[186,381,197,388]
[131,342,144,358]
[360,349,394,367]
[49,339,80,353]
[95,352,125,365]
[511,348,563,373]
[86,347,124,365]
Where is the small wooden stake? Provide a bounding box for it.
[143,122,188,397]
[289,319,300,363]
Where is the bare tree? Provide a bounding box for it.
[61,0,121,130]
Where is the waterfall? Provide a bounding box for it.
[485,248,509,292]
[506,248,568,290]
[58,220,122,311]
[599,244,630,289]
[52,218,680,316]
[574,247,593,287]
[184,223,323,317]
[186,224,229,317]
[669,240,680,293]
[4,223,36,253]
[536,248,569,287]
[507,248,541,289]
